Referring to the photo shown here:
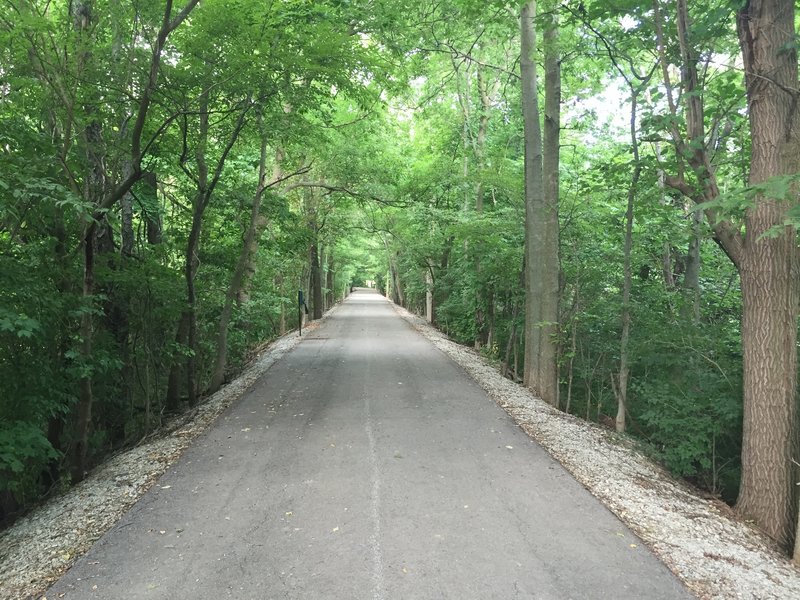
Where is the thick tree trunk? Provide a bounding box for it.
[521,0,559,406]
[735,0,800,551]
[656,0,799,548]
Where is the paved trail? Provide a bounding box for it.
[47,290,690,599]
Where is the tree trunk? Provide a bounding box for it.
[541,6,560,406]
[181,90,248,403]
[165,312,189,411]
[425,268,433,323]
[735,0,800,550]
[310,236,322,320]
[143,172,162,245]
[325,249,334,310]
[71,1,103,482]
[72,223,96,482]
[208,132,270,394]
[682,209,702,322]
[521,0,559,406]
[184,91,210,405]
[616,92,641,434]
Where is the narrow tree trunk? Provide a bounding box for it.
[277,275,287,335]
[425,268,433,323]
[72,223,95,481]
[325,250,334,310]
[121,160,134,257]
[71,1,102,482]
[310,236,322,320]
[184,91,209,405]
[165,313,189,411]
[474,67,493,347]
[391,253,404,306]
[616,92,641,434]
[208,132,269,394]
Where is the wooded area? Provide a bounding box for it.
[1,0,798,561]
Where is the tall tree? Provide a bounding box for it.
[734,0,800,550]
[654,0,799,548]
[521,0,559,407]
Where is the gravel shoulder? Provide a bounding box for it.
[391,304,800,600]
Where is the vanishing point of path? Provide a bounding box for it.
[47,289,691,599]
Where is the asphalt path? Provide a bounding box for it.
[47,289,691,599]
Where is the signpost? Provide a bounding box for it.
[298,290,304,336]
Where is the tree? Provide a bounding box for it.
[521,0,559,407]
[734,0,800,551]
[652,0,799,549]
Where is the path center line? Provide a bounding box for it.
[364,393,385,600]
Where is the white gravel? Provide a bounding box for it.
[392,303,800,600]
[3,298,799,600]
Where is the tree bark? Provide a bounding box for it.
[184,90,210,405]
[521,0,559,406]
[143,172,162,245]
[325,250,334,310]
[182,92,249,403]
[735,0,800,551]
[165,312,189,411]
[615,92,642,434]
[310,234,322,320]
[208,132,270,394]
[121,161,134,257]
[541,6,561,407]
[682,210,702,322]
[425,268,433,323]
[68,0,200,479]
